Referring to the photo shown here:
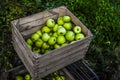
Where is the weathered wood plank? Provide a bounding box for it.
[21,25,43,39]
[19,14,58,32]
[12,38,38,79]
[36,42,89,72]
[36,36,90,63]
[12,21,39,59]
[12,35,34,70]
[62,68,75,80]
[19,11,54,25]
[37,49,85,78]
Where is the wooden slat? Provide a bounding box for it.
[62,68,76,80]
[36,36,90,63]
[37,42,89,72]
[11,21,39,59]
[19,11,54,25]
[12,26,37,78]
[37,49,85,78]
[19,14,58,32]
[12,38,38,79]
[13,29,36,60]
[12,32,33,66]
[21,25,43,39]
[12,35,35,72]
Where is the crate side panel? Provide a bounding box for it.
[12,35,35,74]
[12,27,37,78]
[12,40,37,79]
[37,40,89,72]
[12,22,38,60]
[12,30,33,65]
[18,11,54,25]
[37,48,86,78]
[20,14,58,32]
[37,36,91,64]
[21,25,43,39]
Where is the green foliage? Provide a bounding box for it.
[0,0,120,80]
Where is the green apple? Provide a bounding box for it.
[15,76,23,80]
[65,31,75,41]
[53,24,59,32]
[46,18,55,27]
[31,33,40,42]
[54,44,61,49]
[26,38,33,45]
[27,44,32,50]
[57,36,66,44]
[57,26,66,36]
[41,26,51,33]
[63,22,72,30]
[75,33,85,40]
[48,36,56,45]
[25,74,31,80]
[53,32,58,37]
[42,42,50,49]
[63,15,71,22]
[33,47,40,53]
[36,30,42,37]
[42,33,50,42]
[35,39,43,47]
[73,26,81,34]
[57,17,64,25]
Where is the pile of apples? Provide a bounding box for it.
[15,74,32,80]
[15,72,65,80]
[26,15,85,54]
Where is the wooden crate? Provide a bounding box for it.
[11,6,93,80]
[4,65,75,80]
